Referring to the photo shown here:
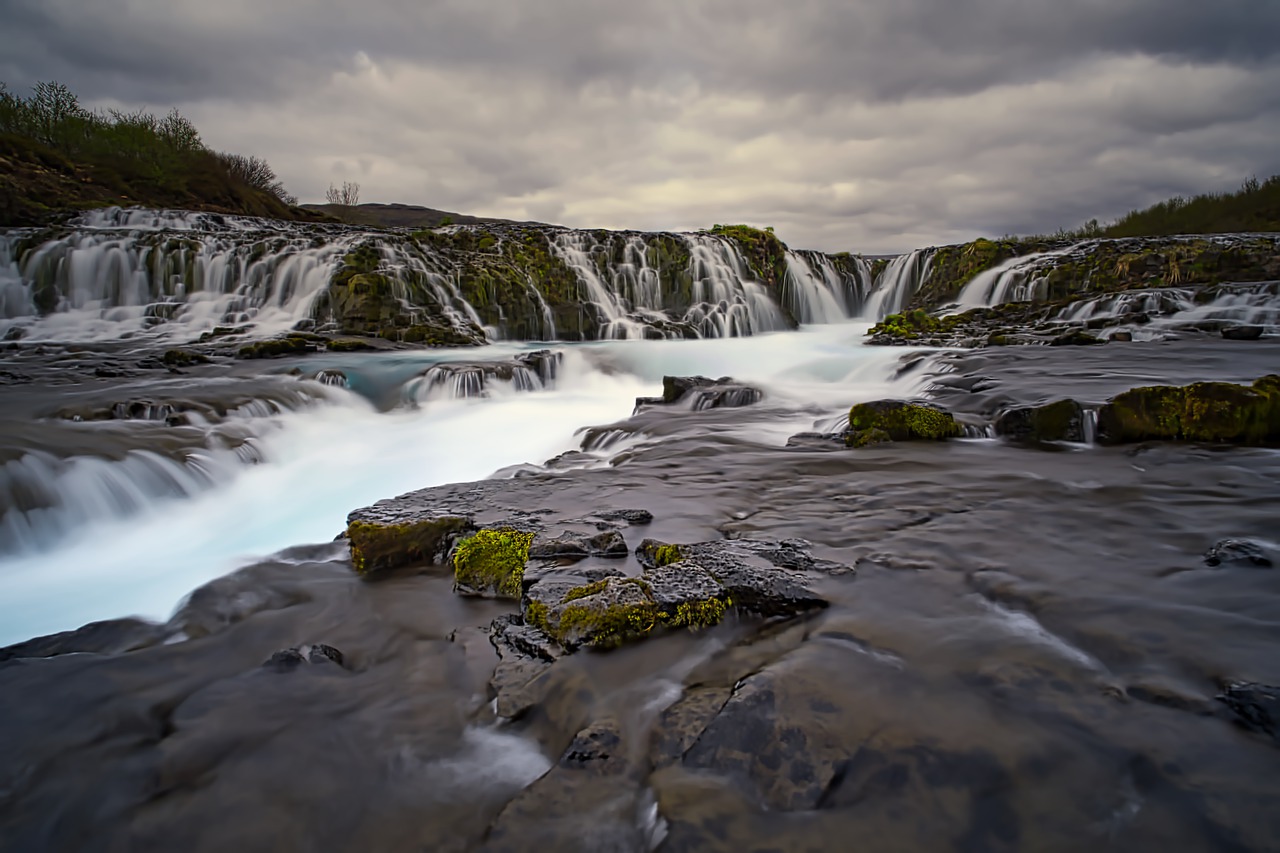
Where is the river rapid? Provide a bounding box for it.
[2,218,1280,851]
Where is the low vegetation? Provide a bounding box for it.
[0,80,321,225]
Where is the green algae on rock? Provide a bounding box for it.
[453,528,536,598]
[846,400,961,446]
[1097,375,1280,445]
[346,516,474,577]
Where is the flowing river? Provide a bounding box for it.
[1,212,1278,852]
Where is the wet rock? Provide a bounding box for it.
[262,644,346,672]
[1097,375,1280,445]
[409,350,562,398]
[344,514,475,577]
[1050,329,1105,346]
[524,576,659,650]
[528,529,628,560]
[236,335,317,359]
[645,563,732,626]
[162,348,210,367]
[846,399,961,446]
[1217,682,1280,743]
[592,509,653,526]
[638,375,764,411]
[1204,538,1273,568]
[1110,330,1134,342]
[1222,324,1264,340]
[487,614,565,718]
[0,617,167,661]
[994,399,1086,443]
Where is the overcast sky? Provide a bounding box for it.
[3,0,1278,252]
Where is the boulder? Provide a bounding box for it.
[452,528,537,598]
[1097,375,1280,445]
[994,399,1086,443]
[636,375,763,411]
[1222,324,1264,340]
[1217,682,1280,743]
[846,399,961,446]
[1204,538,1273,568]
[344,514,475,577]
[528,529,628,560]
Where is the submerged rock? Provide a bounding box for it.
[0,617,167,661]
[1097,375,1280,445]
[1221,324,1264,340]
[262,644,346,672]
[1204,538,1274,568]
[845,399,961,446]
[994,399,1086,443]
[1217,682,1280,743]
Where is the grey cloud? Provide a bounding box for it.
[1,0,1278,252]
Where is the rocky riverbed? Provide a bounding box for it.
[3,211,1280,851]
[2,324,1279,851]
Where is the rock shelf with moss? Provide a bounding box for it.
[346,516,475,577]
[846,400,962,446]
[1098,376,1280,445]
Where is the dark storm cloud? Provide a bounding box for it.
[2,0,1278,252]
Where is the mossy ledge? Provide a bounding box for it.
[846,400,962,446]
[1097,376,1280,445]
[452,528,535,599]
[346,516,474,577]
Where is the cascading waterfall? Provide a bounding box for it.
[783,251,872,323]
[953,244,1084,309]
[860,248,936,319]
[1,208,886,345]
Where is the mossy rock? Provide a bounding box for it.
[236,336,314,359]
[635,538,685,569]
[846,400,961,445]
[453,528,536,599]
[1097,376,1280,445]
[162,348,209,367]
[346,516,474,577]
[525,576,660,649]
[323,338,375,352]
[995,399,1085,443]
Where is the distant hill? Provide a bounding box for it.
[301,202,549,230]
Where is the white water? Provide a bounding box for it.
[862,248,934,318]
[954,244,1082,309]
[0,325,927,645]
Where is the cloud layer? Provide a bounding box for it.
[3,0,1278,252]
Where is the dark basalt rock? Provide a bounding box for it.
[637,375,764,412]
[994,399,1086,443]
[1204,538,1274,568]
[1222,324,1264,340]
[0,617,167,662]
[1097,375,1280,445]
[846,399,961,446]
[262,644,346,671]
[528,529,628,560]
[1217,682,1280,743]
[1050,329,1105,346]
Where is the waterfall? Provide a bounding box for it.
[783,251,872,323]
[1,208,875,345]
[860,248,936,319]
[954,244,1084,309]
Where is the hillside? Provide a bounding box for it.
[301,202,546,230]
[0,81,331,227]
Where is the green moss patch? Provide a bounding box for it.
[452,528,535,599]
[1097,376,1280,445]
[847,400,961,445]
[346,516,473,577]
